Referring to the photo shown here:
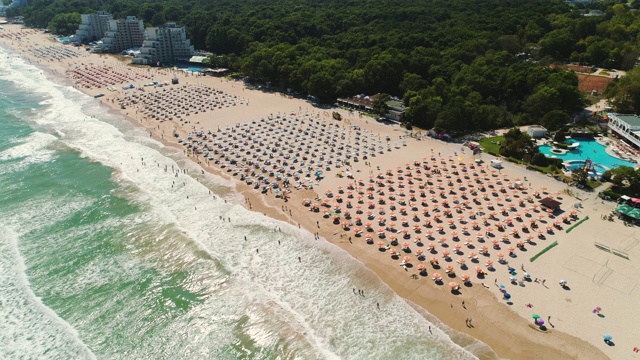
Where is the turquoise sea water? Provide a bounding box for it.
[0,46,490,359]
[538,138,635,170]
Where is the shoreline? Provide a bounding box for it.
[0,23,614,360]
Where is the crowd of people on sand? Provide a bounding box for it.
[0,28,38,41]
[180,112,404,195]
[304,154,580,294]
[116,84,248,121]
[67,64,153,89]
[28,45,83,62]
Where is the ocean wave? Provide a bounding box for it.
[0,224,96,359]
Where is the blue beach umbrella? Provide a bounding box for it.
[603,334,612,341]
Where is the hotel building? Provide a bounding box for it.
[97,16,145,53]
[132,23,194,65]
[71,11,112,42]
[608,113,640,149]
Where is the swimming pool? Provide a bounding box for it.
[563,161,608,174]
[57,37,71,42]
[538,138,635,170]
[177,65,206,73]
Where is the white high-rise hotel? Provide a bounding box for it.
[133,23,195,65]
[71,11,112,42]
[99,16,145,53]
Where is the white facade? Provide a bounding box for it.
[608,113,640,148]
[132,23,194,65]
[98,16,145,54]
[527,125,547,139]
[72,11,112,42]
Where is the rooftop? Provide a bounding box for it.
[387,99,405,112]
[539,197,562,210]
[614,114,640,127]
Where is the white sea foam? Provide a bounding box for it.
[0,225,96,359]
[0,131,56,172]
[0,46,487,359]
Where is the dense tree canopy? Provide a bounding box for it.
[11,0,640,134]
[48,12,81,35]
[605,65,640,114]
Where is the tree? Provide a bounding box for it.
[541,110,568,131]
[399,73,428,93]
[500,128,537,159]
[530,152,549,166]
[554,128,567,142]
[605,66,640,114]
[602,166,640,189]
[571,168,588,184]
[539,29,574,59]
[47,13,81,35]
[373,93,391,117]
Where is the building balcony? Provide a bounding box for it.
[609,123,640,148]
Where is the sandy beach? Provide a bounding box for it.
[4,23,640,359]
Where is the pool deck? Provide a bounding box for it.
[596,137,639,166]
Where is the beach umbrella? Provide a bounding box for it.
[417,264,427,271]
[461,274,471,282]
[449,282,459,289]
[432,273,442,280]
[532,314,540,319]
[603,334,612,341]
[403,256,411,263]
[377,241,385,248]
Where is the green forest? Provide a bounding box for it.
[9,0,640,133]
